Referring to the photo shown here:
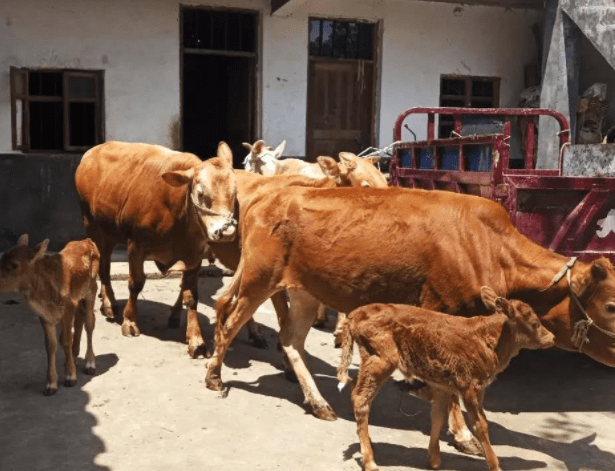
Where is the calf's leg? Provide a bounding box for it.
[121,240,145,337]
[427,390,452,470]
[279,289,337,421]
[462,390,501,471]
[352,353,395,471]
[39,318,59,396]
[60,304,78,387]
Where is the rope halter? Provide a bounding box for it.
[545,257,615,351]
[189,192,237,237]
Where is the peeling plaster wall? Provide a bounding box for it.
[1,0,541,157]
[0,0,182,149]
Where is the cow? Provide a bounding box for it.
[0,235,99,395]
[205,185,615,449]
[337,287,555,471]
[75,141,237,358]
[243,139,389,327]
[243,140,385,188]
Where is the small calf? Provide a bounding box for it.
[337,286,555,471]
[0,235,100,395]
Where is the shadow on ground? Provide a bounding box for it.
[0,293,118,470]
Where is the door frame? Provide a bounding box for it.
[179,5,261,153]
[305,17,382,159]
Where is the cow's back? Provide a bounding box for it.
[75,141,202,239]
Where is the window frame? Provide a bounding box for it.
[438,74,500,138]
[10,67,105,153]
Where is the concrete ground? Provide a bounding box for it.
[1,261,615,471]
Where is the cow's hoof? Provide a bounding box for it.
[188,343,209,359]
[313,403,337,421]
[121,322,140,337]
[452,437,483,456]
[312,318,327,328]
[101,306,115,320]
[205,374,224,392]
[85,363,96,375]
[65,378,77,388]
[44,386,58,396]
[428,454,442,470]
[168,316,181,329]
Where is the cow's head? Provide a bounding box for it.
[162,142,237,242]
[0,234,49,292]
[317,153,388,188]
[242,140,286,176]
[567,258,615,364]
[481,286,555,350]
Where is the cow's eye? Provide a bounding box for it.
[605,303,615,314]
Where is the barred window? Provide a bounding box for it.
[10,67,104,152]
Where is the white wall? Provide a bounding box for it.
[1,0,542,156]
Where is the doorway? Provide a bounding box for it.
[181,7,257,167]
[306,19,377,161]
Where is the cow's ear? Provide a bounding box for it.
[242,142,253,152]
[273,140,286,159]
[480,285,499,311]
[252,140,266,156]
[162,168,194,187]
[364,156,380,166]
[31,239,49,261]
[339,153,357,171]
[217,142,233,167]
[16,234,29,259]
[571,258,611,297]
[317,156,341,178]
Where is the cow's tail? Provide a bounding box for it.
[215,257,244,330]
[337,319,354,392]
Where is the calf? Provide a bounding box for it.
[337,286,555,471]
[0,235,99,395]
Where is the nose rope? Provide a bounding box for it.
[189,192,237,236]
[545,258,615,350]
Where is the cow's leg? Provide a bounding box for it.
[72,301,85,360]
[427,390,452,470]
[334,312,348,348]
[97,239,117,319]
[121,240,145,337]
[448,395,483,455]
[60,303,78,387]
[83,284,97,375]
[206,284,273,392]
[39,318,59,396]
[168,289,183,329]
[461,390,501,471]
[312,302,327,328]
[351,352,395,471]
[181,266,208,359]
[279,289,337,420]
[244,292,288,350]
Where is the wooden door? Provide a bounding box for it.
[306,59,373,160]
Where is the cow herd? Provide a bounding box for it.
[2,139,615,471]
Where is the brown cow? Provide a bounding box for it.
[206,185,615,448]
[337,287,555,471]
[0,235,99,395]
[75,141,237,358]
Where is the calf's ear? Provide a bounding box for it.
[480,285,499,311]
[162,168,195,187]
[494,297,514,318]
[32,239,49,261]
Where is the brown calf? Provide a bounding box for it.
[337,287,555,471]
[0,235,99,395]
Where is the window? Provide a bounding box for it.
[309,19,373,60]
[439,75,500,138]
[10,67,104,152]
[183,9,256,53]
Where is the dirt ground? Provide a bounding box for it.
[1,262,615,471]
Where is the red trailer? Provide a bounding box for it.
[388,107,615,263]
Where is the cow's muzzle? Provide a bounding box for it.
[191,194,237,242]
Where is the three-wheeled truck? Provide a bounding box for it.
[388,107,615,263]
